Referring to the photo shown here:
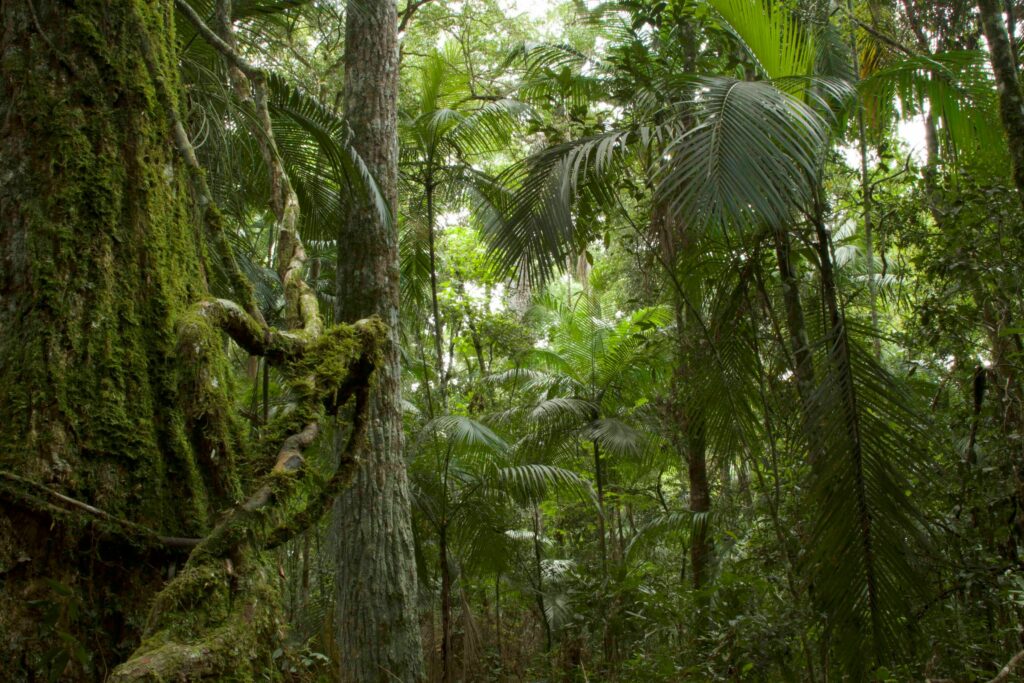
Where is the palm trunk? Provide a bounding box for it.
[440,524,453,683]
[655,201,715,593]
[855,94,882,357]
[772,228,818,412]
[426,173,447,406]
[494,572,504,669]
[532,506,552,652]
[332,1,423,680]
[668,296,714,591]
[593,440,608,575]
[687,416,711,589]
[848,0,881,358]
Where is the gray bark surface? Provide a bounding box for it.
[332,1,424,680]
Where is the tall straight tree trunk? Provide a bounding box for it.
[0,0,223,676]
[669,297,713,591]
[426,173,447,408]
[686,408,711,589]
[977,0,1024,208]
[657,205,713,592]
[4,0,390,679]
[439,524,453,683]
[772,228,817,411]
[332,1,424,681]
[494,572,504,668]
[531,505,553,652]
[650,195,715,594]
[593,440,608,575]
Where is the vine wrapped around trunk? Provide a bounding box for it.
[0,0,384,678]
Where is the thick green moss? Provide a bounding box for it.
[0,0,388,674]
[113,550,282,682]
[0,0,227,674]
[109,318,385,679]
[0,0,212,528]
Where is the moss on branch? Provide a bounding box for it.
[109,316,386,681]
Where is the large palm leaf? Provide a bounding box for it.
[657,77,835,229]
[707,0,815,79]
[859,50,1005,163]
[803,323,933,674]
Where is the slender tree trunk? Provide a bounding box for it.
[301,530,311,613]
[650,198,714,593]
[426,174,446,407]
[454,282,488,379]
[978,0,1024,208]
[593,440,608,575]
[440,524,453,683]
[687,415,711,589]
[495,572,503,669]
[850,52,882,355]
[772,229,818,411]
[332,1,423,680]
[664,34,705,585]
[531,505,552,652]
[668,297,713,590]
[845,0,882,362]
[902,0,954,231]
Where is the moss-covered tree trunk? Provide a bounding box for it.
[0,0,378,678]
[0,0,229,677]
[332,0,424,681]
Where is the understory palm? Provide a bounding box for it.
[473,0,989,674]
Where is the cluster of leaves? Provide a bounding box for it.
[198,0,1024,680]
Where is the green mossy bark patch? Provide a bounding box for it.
[0,0,220,674]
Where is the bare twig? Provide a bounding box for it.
[0,471,200,550]
[398,0,436,34]
[989,650,1024,683]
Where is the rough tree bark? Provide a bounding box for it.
[332,1,424,681]
[0,0,219,675]
[1,0,383,678]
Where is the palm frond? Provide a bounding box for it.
[582,417,645,457]
[421,414,509,452]
[657,77,830,229]
[480,127,655,284]
[529,397,599,424]
[264,72,390,241]
[707,0,815,79]
[859,50,1004,161]
[804,323,932,674]
[493,464,597,506]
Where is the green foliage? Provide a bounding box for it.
[228,0,1024,676]
[20,0,1024,679]
[707,0,815,79]
[859,50,1005,164]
